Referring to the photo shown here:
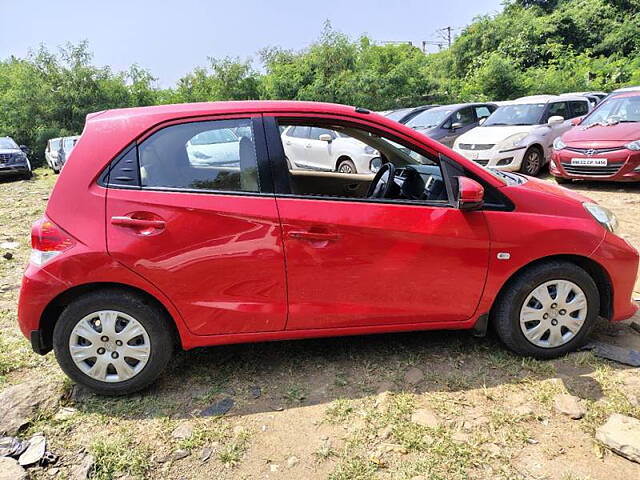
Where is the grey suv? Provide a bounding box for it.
[0,137,32,180]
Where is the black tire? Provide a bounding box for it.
[53,289,174,396]
[492,261,600,359]
[22,170,33,180]
[519,146,543,176]
[337,158,356,174]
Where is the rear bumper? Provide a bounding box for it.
[551,149,640,182]
[591,231,640,322]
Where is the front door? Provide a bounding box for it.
[105,116,287,336]
[266,116,491,330]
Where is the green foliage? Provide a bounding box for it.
[2,2,640,165]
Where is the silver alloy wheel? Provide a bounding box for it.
[519,280,588,348]
[338,162,354,173]
[69,310,151,383]
[524,149,541,175]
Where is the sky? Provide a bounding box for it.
[1,0,504,87]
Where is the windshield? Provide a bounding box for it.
[385,108,413,122]
[583,96,640,126]
[63,138,76,149]
[406,109,452,129]
[483,103,545,126]
[0,137,18,149]
[190,128,238,145]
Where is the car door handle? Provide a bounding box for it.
[111,216,166,230]
[288,231,340,242]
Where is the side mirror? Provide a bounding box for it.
[457,177,484,211]
[478,117,487,125]
[19,145,30,155]
[548,115,565,125]
[451,122,463,131]
[570,116,584,126]
[318,134,333,142]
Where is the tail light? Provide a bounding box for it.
[30,216,76,265]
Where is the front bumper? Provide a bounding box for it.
[591,231,640,322]
[453,146,528,172]
[551,148,640,182]
[0,163,30,177]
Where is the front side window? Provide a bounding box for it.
[547,102,569,120]
[452,107,475,126]
[277,120,448,203]
[569,101,589,117]
[139,118,259,192]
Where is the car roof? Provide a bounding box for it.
[426,102,495,112]
[503,94,588,105]
[612,86,640,93]
[606,91,640,98]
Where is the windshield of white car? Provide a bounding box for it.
[483,104,546,126]
[0,137,18,149]
[405,109,452,129]
[582,96,640,126]
[190,128,238,145]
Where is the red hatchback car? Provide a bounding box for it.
[551,92,640,182]
[18,101,639,395]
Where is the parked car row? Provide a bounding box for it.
[45,135,80,173]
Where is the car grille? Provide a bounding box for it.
[565,146,624,154]
[0,153,13,162]
[459,143,495,151]
[561,163,623,176]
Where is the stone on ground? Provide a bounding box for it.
[0,457,27,480]
[404,367,425,385]
[410,408,441,428]
[553,394,586,419]
[595,413,640,464]
[0,379,58,435]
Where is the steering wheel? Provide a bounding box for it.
[367,162,396,199]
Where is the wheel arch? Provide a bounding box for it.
[38,282,183,354]
[489,254,612,321]
[335,155,353,170]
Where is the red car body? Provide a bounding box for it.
[18,101,639,356]
[551,92,640,182]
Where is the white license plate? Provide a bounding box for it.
[571,158,607,166]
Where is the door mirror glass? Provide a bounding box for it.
[478,117,487,126]
[548,115,564,125]
[19,145,30,155]
[457,177,484,211]
[451,122,463,131]
[318,134,333,142]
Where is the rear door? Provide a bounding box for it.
[105,116,288,336]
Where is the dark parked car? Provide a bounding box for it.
[0,136,32,180]
[404,103,497,147]
[383,105,439,124]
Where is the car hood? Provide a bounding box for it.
[0,148,20,155]
[564,122,640,143]
[456,125,535,145]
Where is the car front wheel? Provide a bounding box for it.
[53,289,174,395]
[519,146,543,176]
[492,261,599,359]
[337,158,356,174]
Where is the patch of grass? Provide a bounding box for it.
[325,398,355,424]
[217,430,250,467]
[90,435,150,480]
[178,421,229,450]
[283,384,306,404]
[328,456,377,480]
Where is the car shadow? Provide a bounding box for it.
[70,316,638,420]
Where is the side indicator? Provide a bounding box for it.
[497,252,511,260]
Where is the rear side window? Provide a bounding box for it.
[288,126,310,138]
[569,101,589,118]
[139,118,260,192]
[474,106,492,119]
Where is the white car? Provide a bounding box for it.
[453,95,591,176]
[281,126,381,174]
[45,135,80,173]
[186,128,240,166]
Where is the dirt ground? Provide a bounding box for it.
[0,169,639,480]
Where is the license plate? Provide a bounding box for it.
[468,152,479,160]
[571,158,607,166]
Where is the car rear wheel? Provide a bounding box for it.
[53,289,174,395]
[337,158,356,174]
[492,261,599,359]
[519,146,543,176]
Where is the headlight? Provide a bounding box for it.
[364,145,378,155]
[584,202,618,233]
[553,137,566,150]
[624,140,640,151]
[369,157,382,173]
[498,133,528,152]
